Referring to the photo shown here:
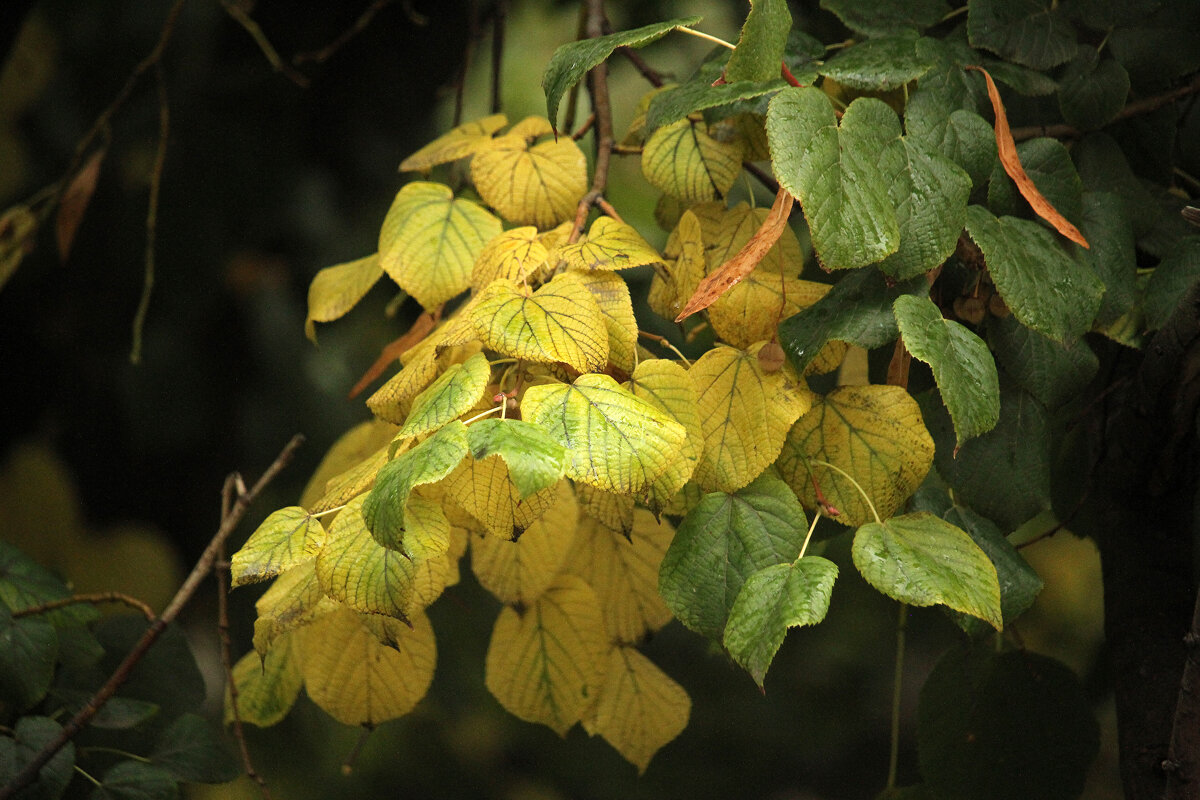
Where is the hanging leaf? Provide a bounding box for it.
[396,352,491,440]
[522,374,687,495]
[484,575,608,736]
[379,181,502,309]
[986,138,1083,230]
[645,79,787,135]
[777,385,935,527]
[443,454,560,539]
[365,341,440,424]
[471,482,578,605]
[642,119,744,203]
[0,205,38,293]
[471,226,549,289]
[1058,46,1130,131]
[555,216,662,272]
[56,148,105,262]
[624,359,702,513]
[225,635,302,728]
[723,556,838,687]
[252,563,338,656]
[230,506,327,587]
[471,125,588,228]
[91,761,177,800]
[466,419,567,499]
[304,254,383,343]
[648,209,707,320]
[471,273,609,373]
[0,608,56,711]
[725,0,792,82]
[399,113,508,172]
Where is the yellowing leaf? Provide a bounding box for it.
[471,129,588,228]
[624,359,702,513]
[379,181,502,309]
[470,481,578,605]
[231,507,327,588]
[298,606,436,727]
[776,385,934,527]
[707,202,804,275]
[582,646,690,773]
[565,510,674,643]
[569,270,637,372]
[443,455,560,539]
[471,226,549,289]
[305,254,383,342]
[300,419,398,510]
[471,273,609,372]
[521,374,687,494]
[576,484,635,538]
[708,274,829,349]
[642,119,744,203]
[648,210,707,320]
[226,633,302,728]
[484,574,607,736]
[399,113,508,172]
[397,352,491,440]
[555,217,663,272]
[252,563,339,656]
[308,442,392,515]
[690,344,812,492]
[366,339,440,424]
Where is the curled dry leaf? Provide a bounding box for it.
[56,148,106,262]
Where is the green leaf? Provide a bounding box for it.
[89,618,205,716]
[0,607,57,711]
[942,505,1042,634]
[641,119,744,203]
[977,58,1059,96]
[363,421,468,554]
[988,314,1098,409]
[918,645,1099,800]
[723,557,838,687]
[1108,5,1200,87]
[150,713,238,784]
[659,472,809,640]
[820,0,950,37]
[466,419,566,500]
[624,359,703,514]
[906,105,997,190]
[230,506,326,588]
[521,374,687,495]
[767,89,899,269]
[542,16,703,128]
[0,541,95,627]
[397,352,491,440]
[778,268,927,373]
[893,295,1000,445]
[1058,46,1130,131]
[987,139,1084,229]
[226,635,303,728]
[645,79,787,135]
[1072,133,1159,239]
[1079,191,1137,326]
[91,761,178,800]
[0,716,75,800]
[1144,236,1200,331]
[964,205,1103,343]
[819,34,935,91]
[967,0,1076,70]
[725,0,791,83]
[852,512,1002,628]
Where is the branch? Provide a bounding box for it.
[0,435,305,800]
[291,0,398,66]
[130,63,169,365]
[565,0,616,246]
[490,0,508,115]
[219,0,310,87]
[12,592,154,622]
[1011,72,1200,142]
[617,45,664,88]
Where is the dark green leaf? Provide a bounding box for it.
[89,617,206,716]
[943,505,1042,634]
[820,0,950,37]
[1144,236,1200,330]
[906,106,997,189]
[0,717,75,800]
[976,58,1058,96]
[725,0,791,83]
[967,0,1076,70]
[658,472,808,640]
[1058,46,1130,130]
[1064,0,1162,30]
[988,314,1098,409]
[0,607,57,711]
[820,34,935,92]
[542,17,703,128]
[987,139,1083,229]
[466,419,566,499]
[1108,1,1200,88]
[150,713,238,783]
[645,79,787,134]
[904,39,987,121]
[1072,133,1158,238]
[91,761,178,800]
[1079,191,1137,325]
[0,541,96,628]
[894,295,1000,445]
[918,645,1099,800]
[49,690,159,730]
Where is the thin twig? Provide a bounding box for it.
[130,63,169,365]
[452,0,481,127]
[571,113,596,141]
[0,435,305,800]
[617,45,664,88]
[742,161,780,195]
[1011,72,1200,142]
[220,0,310,87]
[490,0,507,115]
[12,592,154,622]
[292,0,398,66]
[341,729,373,776]
[886,603,908,791]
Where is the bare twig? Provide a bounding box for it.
[130,63,170,365]
[571,113,596,141]
[452,0,481,127]
[490,0,508,115]
[12,592,154,622]
[618,45,664,88]
[340,729,373,776]
[292,0,398,66]
[220,0,311,87]
[0,435,305,800]
[742,161,780,196]
[1011,72,1200,142]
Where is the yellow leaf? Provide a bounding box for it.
[226,633,302,728]
[707,202,803,274]
[396,352,492,440]
[690,344,813,492]
[471,481,578,605]
[521,374,687,494]
[576,484,634,538]
[582,646,690,773]
[471,226,549,290]
[565,511,674,643]
[305,254,382,342]
[300,419,398,510]
[555,216,663,272]
[366,339,441,424]
[399,113,508,172]
[443,455,559,540]
[471,126,588,228]
[508,116,555,139]
[623,359,702,513]
[648,209,706,320]
[777,385,935,527]
[308,442,393,515]
[484,574,607,736]
[379,181,502,309]
[569,270,637,372]
[231,507,326,588]
[708,274,829,349]
[298,606,436,727]
[641,119,744,203]
[471,273,608,372]
[252,562,339,657]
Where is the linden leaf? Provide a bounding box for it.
[316,496,423,620]
[582,646,691,773]
[484,575,608,736]
[471,226,549,289]
[642,119,744,203]
[706,202,804,275]
[648,210,707,320]
[466,419,566,500]
[252,563,338,656]
[471,273,608,373]
[521,374,687,495]
[230,507,327,588]
[722,557,838,687]
[308,442,391,515]
[725,0,792,83]
[555,217,663,272]
[396,352,491,440]
[708,273,829,349]
[690,344,812,493]
[398,113,508,172]
[300,419,398,510]
[624,359,702,513]
[378,181,502,309]
[853,512,1002,629]
[304,254,382,342]
[471,128,588,228]
[225,634,302,728]
[777,385,935,527]
[570,270,638,372]
[576,483,635,538]
[443,454,560,540]
[298,606,436,727]
[365,341,440,424]
[565,510,674,643]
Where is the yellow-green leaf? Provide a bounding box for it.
[471,128,588,228]
[642,119,744,203]
[399,113,508,172]
[397,352,491,440]
[307,441,391,515]
[776,385,934,527]
[624,359,702,513]
[521,374,687,494]
[582,646,690,773]
[305,254,382,342]
[231,507,327,588]
[300,419,398,510]
[366,339,440,424]
[471,226,549,290]
[252,563,339,657]
[298,606,436,727]
[484,574,607,736]
[225,633,302,728]
[555,217,663,272]
[649,209,707,320]
[443,454,560,539]
[569,270,637,372]
[379,181,502,309]
[690,344,812,492]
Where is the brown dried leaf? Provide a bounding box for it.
[56,148,106,262]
